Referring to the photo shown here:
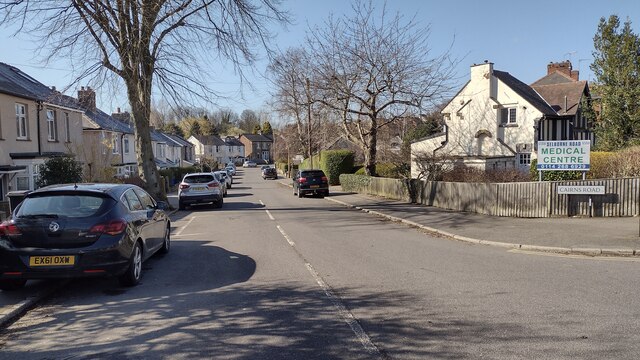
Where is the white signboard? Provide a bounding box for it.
[537,140,591,170]
[557,186,605,195]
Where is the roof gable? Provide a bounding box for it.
[531,81,588,116]
[493,70,557,115]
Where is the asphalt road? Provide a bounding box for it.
[1,168,640,359]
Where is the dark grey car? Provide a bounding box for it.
[0,183,170,290]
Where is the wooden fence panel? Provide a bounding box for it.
[357,177,640,218]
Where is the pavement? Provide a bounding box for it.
[2,181,639,328]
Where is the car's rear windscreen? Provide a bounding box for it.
[302,170,325,177]
[184,175,215,183]
[17,194,111,218]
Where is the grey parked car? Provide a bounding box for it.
[178,173,224,210]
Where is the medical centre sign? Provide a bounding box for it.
[537,140,591,170]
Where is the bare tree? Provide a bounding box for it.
[239,109,260,132]
[268,47,321,164]
[307,0,458,176]
[0,1,288,199]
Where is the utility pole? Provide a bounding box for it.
[306,77,313,169]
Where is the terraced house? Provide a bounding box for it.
[0,62,84,201]
[79,88,138,180]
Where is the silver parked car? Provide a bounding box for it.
[178,173,224,210]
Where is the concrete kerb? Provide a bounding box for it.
[323,196,639,258]
[0,281,66,328]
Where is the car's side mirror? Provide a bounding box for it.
[156,201,169,211]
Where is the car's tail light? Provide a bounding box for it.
[89,219,127,236]
[179,183,190,190]
[298,177,307,183]
[0,221,21,236]
[207,182,219,188]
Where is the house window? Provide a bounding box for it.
[46,109,57,141]
[228,146,232,152]
[16,176,29,191]
[112,133,119,154]
[101,131,107,154]
[64,113,70,142]
[215,145,220,153]
[157,143,165,158]
[517,153,531,166]
[16,103,28,139]
[124,136,130,154]
[32,164,41,189]
[500,107,517,125]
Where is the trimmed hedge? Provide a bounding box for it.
[339,174,372,192]
[300,150,355,185]
[354,162,404,178]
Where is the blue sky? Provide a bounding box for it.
[0,0,638,116]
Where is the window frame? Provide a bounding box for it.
[124,135,130,154]
[16,103,28,139]
[46,109,57,141]
[112,133,120,154]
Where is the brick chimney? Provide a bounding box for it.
[547,60,579,81]
[78,86,96,111]
[112,107,132,123]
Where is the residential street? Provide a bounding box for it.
[1,168,640,359]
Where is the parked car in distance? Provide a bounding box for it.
[262,167,277,180]
[0,183,171,290]
[215,170,233,190]
[213,171,228,196]
[243,160,257,168]
[225,165,236,176]
[178,173,224,210]
[292,169,329,198]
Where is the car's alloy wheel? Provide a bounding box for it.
[0,279,27,291]
[119,243,142,287]
[159,226,170,254]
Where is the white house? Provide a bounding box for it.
[411,60,593,178]
[188,134,228,164]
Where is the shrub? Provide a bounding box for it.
[611,146,640,177]
[322,150,354,185]
[339,174,371,192]
[160,166,201,186]
[37,156,83,187]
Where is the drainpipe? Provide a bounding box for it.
[433,124,448,156]
[36,100,43,155]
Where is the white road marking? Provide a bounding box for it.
[265,210,275,220]
[275,223,382,357]
[277,225,295,246]
[260,200,276,220]
[172,233,204,238]
[304,263,381,355]
[174,216,196,237]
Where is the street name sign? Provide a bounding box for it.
[537,140,591,170]
[557,185,605,195]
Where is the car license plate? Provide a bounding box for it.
[310,185,319,189]
[29,255,75,267]
[192,186,206,191]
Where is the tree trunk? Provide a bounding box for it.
[365,125,378,176]
[126,79,164,201]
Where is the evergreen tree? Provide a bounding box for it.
[252,124,262,134]
[591,15,640,150]
[162,122,185,138]
[262,121,273,135]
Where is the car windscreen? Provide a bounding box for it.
[302,170,325,178]
[16,194,112,218]
[184,175,215,184]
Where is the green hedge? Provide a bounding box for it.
[300,150,355,185]
[339,174,372,192]
[354,162,404,178]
